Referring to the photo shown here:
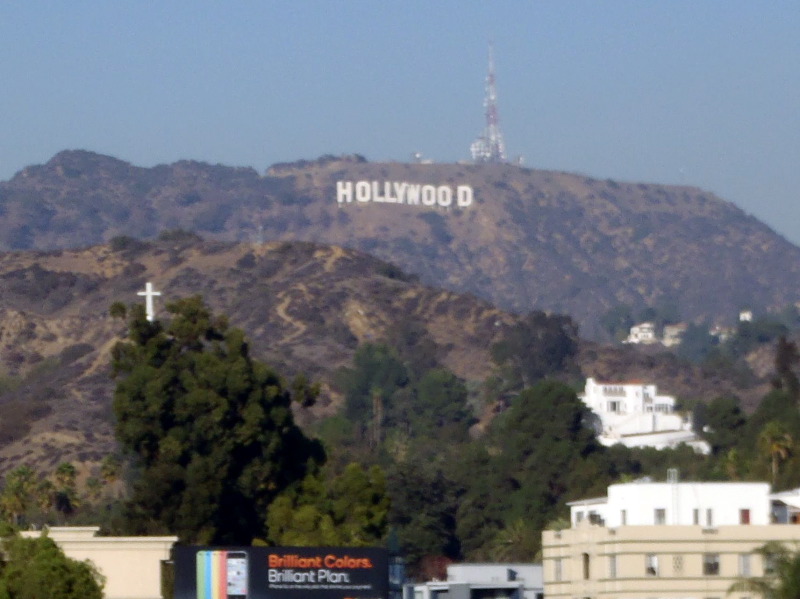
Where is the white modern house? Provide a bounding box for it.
[624,322,658,344]
[406,563,543,599]
[580,378,709,453]
[543,477,800,599]
[568,479,772,528]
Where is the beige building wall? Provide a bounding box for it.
[21,526,177,599]
[543,522,800,599]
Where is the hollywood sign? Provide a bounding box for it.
[336,180,474,208]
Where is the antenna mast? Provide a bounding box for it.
[471,42,507,163]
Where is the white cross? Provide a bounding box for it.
[137,282,162,322]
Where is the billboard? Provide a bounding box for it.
[174,546,389,599]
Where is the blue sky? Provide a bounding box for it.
[2,3,799,243]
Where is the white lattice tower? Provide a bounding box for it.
[471,42,507,163]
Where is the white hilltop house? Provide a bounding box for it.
[623,322,658,344]
[625,322,687,347]
[580,378,710,454]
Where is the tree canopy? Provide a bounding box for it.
[730,542,800,599]
[0,533,104,599]
[111,296,324,544]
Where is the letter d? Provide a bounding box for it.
[457,185,473,207]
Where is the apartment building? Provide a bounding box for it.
[542,478,800,599]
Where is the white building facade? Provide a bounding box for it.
[543,479,800,599]
[580,378,709,453]
[569,481,772,528]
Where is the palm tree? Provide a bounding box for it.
[0,466,36,526]
[729,542,800,599]
[53,462,79,522]
[758,421,793,485]
[491,518,541,562]
[34,479,55,525]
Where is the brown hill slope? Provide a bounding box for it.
[0,239,515,474]
[2,151,798,337]
[0,239,771,477]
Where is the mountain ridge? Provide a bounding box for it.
[2,150,798,337]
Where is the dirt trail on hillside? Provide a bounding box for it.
[274,285,309,343]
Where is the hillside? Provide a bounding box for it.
[0,239,513,475]
[0,239,772,477]
[2,151,799,337]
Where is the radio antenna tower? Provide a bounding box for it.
[471,42,507,163]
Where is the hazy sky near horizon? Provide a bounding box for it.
[2,3,799,243]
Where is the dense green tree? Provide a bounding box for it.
[266,463,388,546]
[265,474,339,546]
[327,463,389,544]
[730,541,800,599]
[111,297,324,544]
[495,381,600,510]
[745,390,800,452]
[388,460,461,568]
[702,395,746,455]
[774,336,800,399]
[337,344,409,441]
[490,312,579,390]
[453,446,507,560]
[0,534,104,599]
[455,381,601,559]
[410,369,472,439]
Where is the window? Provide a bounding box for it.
[554,558,562,582]
[655,508,666,525]
[706,508,714,527]
[608,400,621,412]
[673,555,684,575]
[576,511,584,523]
[646,554,659,576]
[621,509,627,525]
[740,509,751,524]
[703,553,720,575]
[693,509,700,525]
[765,553,777,575]
[739,554,751,577]
[583,553,590,580]
[609,555,617,579]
